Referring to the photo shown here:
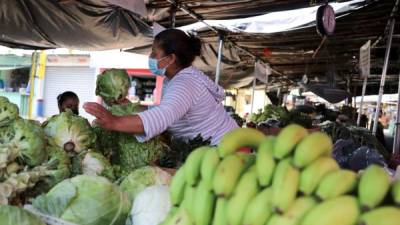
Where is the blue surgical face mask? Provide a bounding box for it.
[148,56,169,76]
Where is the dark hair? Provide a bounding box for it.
[155,29,202,68]
[57,91,79,107]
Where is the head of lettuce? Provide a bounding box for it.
[32,175,131,225]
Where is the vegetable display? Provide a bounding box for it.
[0,205,45,225]
[162,126,400,225]
[0,119,47,167]
[33,175,131,225]
[120,166,171,201]
[43,109,97,153]
[251,105,313,128]
[127,185,172,225]
[94,70,167,176]
[0,96,19,127]
[95,69,131,105]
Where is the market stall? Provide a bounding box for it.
[0,0,400,224]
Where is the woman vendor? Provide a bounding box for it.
[83,29,238,145]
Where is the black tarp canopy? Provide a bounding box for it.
[0,0,399,95]
[0,0,152,50]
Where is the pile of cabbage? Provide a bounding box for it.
[0,68,176,224]
[94,69,167,177]
[0,97,70,205]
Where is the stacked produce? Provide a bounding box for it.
[32,175,132,225]
[162,124,400,225]
[251,105,313,129]
[0,204,45,225]
[120,166,172,201]
[94,69,167,176]
[0,97,71,205]
[321,121,389,160]
[42,109,96,153]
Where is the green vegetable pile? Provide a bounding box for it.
[96,69,131,105]
[33,175,131,225]
[320,121,390,160]
[251,105,313,128]
[94,69,167,177]
[43,109,97,153]
[0,205,45,225]
[0,98,71,205]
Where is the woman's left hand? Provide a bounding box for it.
[83,102,117,130]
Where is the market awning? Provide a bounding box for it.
[179,0,366,34]
[1,0,399,93]
[0,0,153,50]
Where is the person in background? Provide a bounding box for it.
[83,29,238,145]
[57,91,79,115]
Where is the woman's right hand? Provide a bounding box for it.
[83,102,117,130]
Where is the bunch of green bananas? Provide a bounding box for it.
[161,125,400,225]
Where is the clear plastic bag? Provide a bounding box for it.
[23,205,78,225]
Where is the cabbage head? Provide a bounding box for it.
[41,145,71,188]
[120,166,171,201]
[81,151,115,180]
[33,175,131,225]
[0,96,19,127]
[96,69,131,105]
[0,205,45,225]
[94,101,167,176]
[0,119,47,166]
[43,110,96,153]
[127,185,172,225]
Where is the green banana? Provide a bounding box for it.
[256,136,276,187]
[212,198,227,225]
[300,196,360,225]
[226,169,259,225]
[293,132,333,168]
[359,207,400,225]
[316,169,357,200]
[161,207,179,225]
[391,180,400,206]
[358,165,391,211]
[267,197,317,225]
[273,124,308,159]
[218,128,266,158]
[184,146,209,186]
[242,187,273,225]
[299,157,339,195]
[182,185,196,217]
[167,208,194,225]
[170,165,187,206]
[213,154,246,198]
[200,148,220,191]
[271,158,300,214]
[193,182,216,225]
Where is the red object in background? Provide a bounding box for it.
[238,147,252,153]
[263,48,271,57]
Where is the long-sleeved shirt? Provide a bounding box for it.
[136,66,238,145]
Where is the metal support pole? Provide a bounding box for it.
[393,71,400,154]
[215,36,224,84]
[250,76,256,115]
[373,18,396,134]
[264,65,269,107]
[357,77,368,126]
[170,4,177,28]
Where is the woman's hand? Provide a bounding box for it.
[83,102,145,134]
[83,102,117,130]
